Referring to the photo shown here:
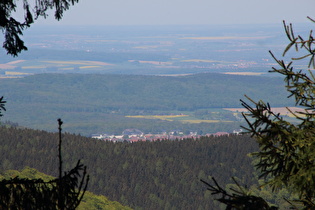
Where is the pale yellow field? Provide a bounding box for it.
[0,60,26,69]
[85,40,116,43]
[60,67,74,70]
[6,60,25,65]
[133,45,158,49]
[5,71,33,76]
[42,60,113,66]
[180,36,270,40]
[126,115,188,121]
[181,59,221,63]
[224,107,306,117]
[0,59,117,77]
[125,115,233,124]
[0,64,15,69]
[181,120,232,123]
[89,61,114,66]
[22,66,46,69]
[224,72,265,76]
[79,66,101,69]
[0,76,22,79]
[128,60,172,65]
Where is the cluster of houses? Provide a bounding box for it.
[91,128,243,142]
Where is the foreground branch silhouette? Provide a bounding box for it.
[203,17,315,209]
[0,117,89,209]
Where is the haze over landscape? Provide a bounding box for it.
[0,23,301,136]
[0,1,313,136]
[32,0,313,26]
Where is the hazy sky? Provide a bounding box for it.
[34,0,315,26]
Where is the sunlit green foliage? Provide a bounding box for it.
[0,167,132,210]
[0,114,89,209]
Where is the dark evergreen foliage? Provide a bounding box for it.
[0,119,89,209]
[0,96,6,117]
[203,17,315,209]
[201,177,277,210]
[0,161,87,209]
[0,125,258,209]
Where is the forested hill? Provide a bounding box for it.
[0,73,289,111]
[0,125,258,209]
[0,73,292,135]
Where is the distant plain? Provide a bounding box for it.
[0,24,307,135]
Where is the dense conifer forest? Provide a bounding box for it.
[0,125,258,209]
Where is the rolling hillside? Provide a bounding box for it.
[0,167,132,210]
[0,73,292,135]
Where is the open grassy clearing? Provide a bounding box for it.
[125,114,233,124]
[0,60,116,76]
[224,107,306,118]
[126,107,306,125]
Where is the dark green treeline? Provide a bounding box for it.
[0,126,258,209]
